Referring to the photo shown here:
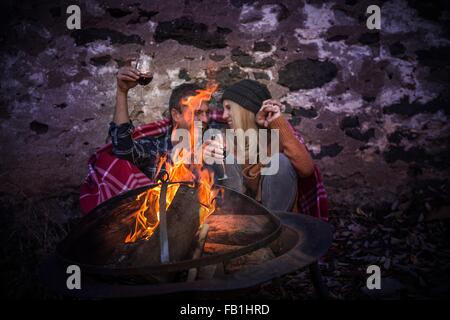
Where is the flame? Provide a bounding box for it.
[125,84,220,243]
[180,83,218,156]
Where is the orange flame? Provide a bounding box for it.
[125,84,220,243]
[180,83,218,156]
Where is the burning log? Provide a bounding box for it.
[198,214,278,276]
[186,223,210,282]
[203,242,244,254]
[184,213,279,281]
[123,185,200,267]
[205,214,274,246]
[60,185,200,268]
[201,243,276,275]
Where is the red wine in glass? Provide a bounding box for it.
[138,74,153,85]
[135,52,153,86]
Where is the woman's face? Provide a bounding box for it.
[222,99,234,128]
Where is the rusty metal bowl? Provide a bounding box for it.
[39,186,332,298]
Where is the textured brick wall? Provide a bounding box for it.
[0,0,449,214]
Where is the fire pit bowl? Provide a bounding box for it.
[39,185,333,299]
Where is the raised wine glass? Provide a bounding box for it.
[133,51,153,108]
[135,52,153,85]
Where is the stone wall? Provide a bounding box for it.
[0,0,449,213]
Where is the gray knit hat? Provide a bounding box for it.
[221,79,272,114]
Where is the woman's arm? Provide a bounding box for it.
[268,116,315,178]
[256,99,315,178]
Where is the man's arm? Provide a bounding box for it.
[109,121,152,166]
[113,90,131,125]
[109,65,153,167]
[113,66,140,125]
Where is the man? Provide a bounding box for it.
[109,64,224,180]
[80,64,224,214]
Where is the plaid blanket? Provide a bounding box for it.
[290,122,329,221]
[80,112,328,220]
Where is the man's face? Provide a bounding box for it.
[172,100,209,132]
[222,99,234,129]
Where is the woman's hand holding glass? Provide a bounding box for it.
[202,133,228,180]
[202,137,224,163]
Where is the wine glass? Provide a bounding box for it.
[135,52,153,85]
[133,52,153,109]
[211,130,228,181]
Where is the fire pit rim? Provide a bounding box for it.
[56,185,282,276]
[40,212,333,299]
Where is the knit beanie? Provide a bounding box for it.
[221,79,272,114]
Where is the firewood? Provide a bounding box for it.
[203,242,244,254]
[60,185,200,268]
[186,223,210,282]
[205,214,274,246]
[117,185,200,267]
[196,242,243,280]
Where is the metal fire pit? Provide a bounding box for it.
[39,185,333,299]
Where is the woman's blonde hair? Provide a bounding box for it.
[227,100,258,131]
[225,100,270,163]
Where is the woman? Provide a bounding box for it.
[220,79,317,213]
